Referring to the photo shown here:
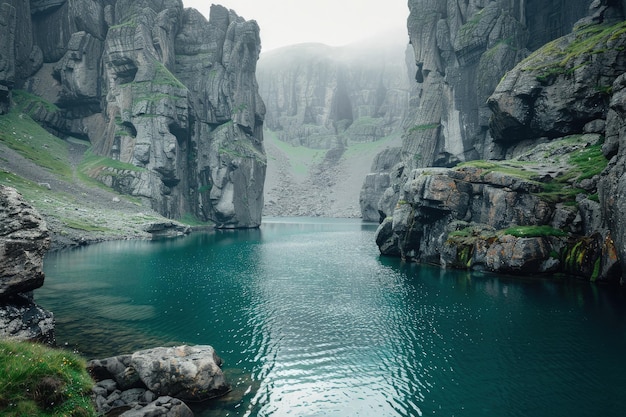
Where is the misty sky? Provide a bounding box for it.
[181,1,409,52]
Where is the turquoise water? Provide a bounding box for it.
[39,218,626,416]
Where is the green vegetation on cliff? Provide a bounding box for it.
[522,20,626,83]
[0,341,95,417]
[0,97,71,181]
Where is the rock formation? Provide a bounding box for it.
[372,0,626,283]
[257,38,411,149]
[88,345,230,416]
[0,185,55,343]
[3,0,266,228]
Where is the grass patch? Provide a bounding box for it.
[0,104,72,181]
[79,148,144,175]
[77,148,145,199]
[457,137,607,205]
[408,123,440,134]
[0,340,96,417]
[568,142,607,180]
[177,213,214,227]
[522,20,626,82]
[502,225,567,238]
[265,129,325,177]
[62,219,110,232]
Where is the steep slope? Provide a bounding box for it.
[374,0,626,283]
[0,0,265,229]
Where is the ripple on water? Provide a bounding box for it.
[40,220,626,417]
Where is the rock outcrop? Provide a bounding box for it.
[0,185,54,343]
[374,0,626,283]
[4,0,266,228]
[88,345,230,416]
[257,39,411,149]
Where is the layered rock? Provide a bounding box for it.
[376,1,626,282]
[361,0,594,220]
[6,0,266,228]
[0,185,54,343]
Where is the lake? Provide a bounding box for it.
[39,218,626,416]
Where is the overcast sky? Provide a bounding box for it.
[181,1,409,53]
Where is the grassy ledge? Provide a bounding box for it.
[0,340,96,417]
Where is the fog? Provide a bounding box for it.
[181,0,409,52]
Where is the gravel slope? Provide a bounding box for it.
[0,141,170,250]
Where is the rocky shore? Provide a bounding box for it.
[0,184,231,416]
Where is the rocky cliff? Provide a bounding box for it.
[0,0,265,228]
[373,0,626,283]
[0,185,55,343]
[257,38,411,149]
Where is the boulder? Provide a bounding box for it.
[88,345,230,415]
[0,185,50,297]
[130,345,230,402]
[0,186,54,342]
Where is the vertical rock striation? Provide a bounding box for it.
[257,39,412,149]
[4,0,266,228]
[374,0,626,283]
[0,186,55,343]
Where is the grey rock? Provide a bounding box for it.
[0,294,55,343]
[5,0,266,229]
[0,3,16,114]
[119,396,193,417]
[130,345,230,402]
[0,186,50,297]
[257,41,411,149]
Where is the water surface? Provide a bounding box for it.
[40,218,626,416]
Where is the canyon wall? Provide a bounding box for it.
[257,38,411,149]
[373,0,626,283]
[0,0,266,228]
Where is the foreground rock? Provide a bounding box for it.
[0,185,50,297]
[0,185,54,343]
[88,345,230,416]
[376,135,621,282]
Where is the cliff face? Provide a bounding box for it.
[0,185,54,343]
[1,0,266,228]
[375,0,626,283]
[257,39,411,149]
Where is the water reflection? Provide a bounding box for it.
[39,219,626,417]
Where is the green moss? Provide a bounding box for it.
[63,219,110,232]
[12,90,59,114]
[0,340,96,417]
[502,225,567,238]
[523,20,626,81]
[568,142,607,180]
[591,257,601,282]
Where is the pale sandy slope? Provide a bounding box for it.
[262,132,401,218]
